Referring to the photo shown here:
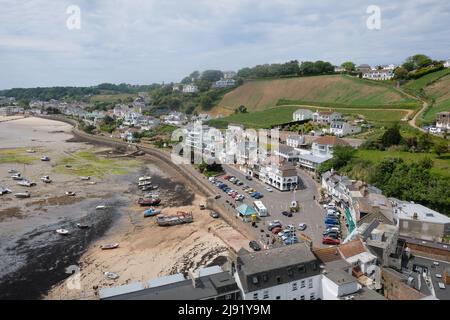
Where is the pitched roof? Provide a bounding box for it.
[313,247,342,263]
[236,204,257,216]
[313,136,350,146]
[338,239,367,259]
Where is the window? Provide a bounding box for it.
[276,296,281,300]
[402,221,409,229]
[252,276,259,285]
[262,273,268,282]
[310,293,315,300]
[263,291,269,299]
[300,295,305,300]
[298,264,306,273]
[301,280,305,288]
[287,268,294,276]
[292,283,298,291]
[308,279,313,289]
[310,262,318,270]
[276,276,281,284]
[253,293,258,300]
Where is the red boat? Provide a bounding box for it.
[138,198,161,206]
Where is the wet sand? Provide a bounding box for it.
[0,117,234,300]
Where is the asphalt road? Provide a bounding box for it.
[214,165,328,248]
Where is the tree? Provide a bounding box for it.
[394,67,408,79]
[404,54,432,71]
[318,145,356,173]
[189,71,200,80]
[235,105,247,113]
[381,124,402,148]
[200,70,223,83]
[200,95,213,109]
[402,61,415,72]
[417,133,433,151]
[434,141,448,156]
[341,62,356,73]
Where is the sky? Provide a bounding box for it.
[0,0,449,89]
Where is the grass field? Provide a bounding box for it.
[403,69,450,94]
[421,74,450,123]
[217,75,417,112]
[90,93,137,104]
[355,149,450,178]
[208,105,410,129]
[0,148,41,164]
[53,150,139,177]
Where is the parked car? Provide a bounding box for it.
[323,227,340,235]
[214,194,221,199]
[271,227,283,235]
[245,175,253,180]
[208,177,216,182]
[249,240,261,251]
[282,211,293,217]
[236,181,244,186]
[322,237,340,245]
[210,211,219,218]
[284,236,299,245]
[325,220,339,226]
[298,223,307,231]
[265,186,273,192]
[326,232,340,240]
[268,220,282,230]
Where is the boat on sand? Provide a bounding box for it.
[156,212,193,226]
[101,243,119,250]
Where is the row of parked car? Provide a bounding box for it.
[210,177,245,201]
[267,220,307,246]
[224,175,265,199]
[322,202,342,245]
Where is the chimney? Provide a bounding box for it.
[413,212,418,220]
[188,269,200,288]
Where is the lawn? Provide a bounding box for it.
[53,150,139,177]
[0,148,40,164]
[355,149,450,178]
[90,93,137,104]
[421,74,450,123]
[208,106,410,129]
[403,68,450,94]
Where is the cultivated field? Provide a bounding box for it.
[217,75,416,112]
[422,74,450,123]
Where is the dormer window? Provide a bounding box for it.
[252,276,259,285]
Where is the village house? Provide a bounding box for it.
[362,69,394,81]
[392,199,450,242]
[293,109,314,121]
[311,135,349,158]
[435,111,450,132]
[444,59,450,68]
[329,121,361,137]
[312,110,342,124]
[212,79,236,88]
[286,134,306,148]
[182,84,199,94]
[162,111,187,126]
[357,64,372,73]
[223,71,237,79]
[259,162,298,191]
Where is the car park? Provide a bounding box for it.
[249,240,261,251]
[322,237,340,245]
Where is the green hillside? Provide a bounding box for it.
[217,75,417,112]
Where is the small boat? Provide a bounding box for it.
[41,176,52,183]
[138,176,152,182]
[96,205,107,210]
[104,272,119,280]
[144,192,160,199]
[101,243,119,250]
[138,180,152,187]
[8,169,18,174]
[152,185,159,190]
[156,212,193,226]
[17,180,36,187]
[140,185,153,191]
[56,229,69,235]
[11,173,23,180]
[14,192,30,198]
[0,187,12,195]
[76,223,89,229]
[26,149,36,153]
[80,176,91,181]
[65,191,76,196]
[138,198,161,206]
[41,156,50,161]
[144,208,162,218]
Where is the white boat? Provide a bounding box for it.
[138,180,152,187]
[8,169,18,174]
[41,156,50,161]
[14,192,30,198]
[0,187,12,195]
[101,243,119,250]
[56,229,69,235]
[11,173,23,180]
[104,272,119,280]
[80,176,91,181]
[26,149,36,153]
[65,191,76,196]
[41,176,52,183]
[17,180,36,187]
[96,205,107,210]
[138,176,152,182]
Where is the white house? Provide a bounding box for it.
[259,163,298,191]
[329,121,361,137]
[363,69,394,81]
[293,109,314,121]
[312,111,342,124]
[443,59,450,68]
[182,84,199,93]
[212,79,236,88]
[231,244,323,301]
[286,134,306,148]
[223,71,237,79]
[311,136,350,157]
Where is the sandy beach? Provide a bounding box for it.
[0,117,247,300]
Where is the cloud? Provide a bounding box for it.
[0,0,449,88]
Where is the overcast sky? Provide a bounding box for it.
[0,0,449,89]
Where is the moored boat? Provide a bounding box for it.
[96,205,107,210]
[65,191,76,196]
[41,156,50,161]
[138,176,152,182]
[80,176,91,181]
[8,169,18,174]
[138,198,161,206]
[41,175,52,183]
[11,173,23,180]
[76,223,89,229]
[56,229,69,235]
[104,272,119,280]
[17,179,36,187]
[156,212,193,226]
[138,180,152,187]
[0,187,12,195]
[101,243,119,250]
[143,208,162,218]
[14,192,30,198]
